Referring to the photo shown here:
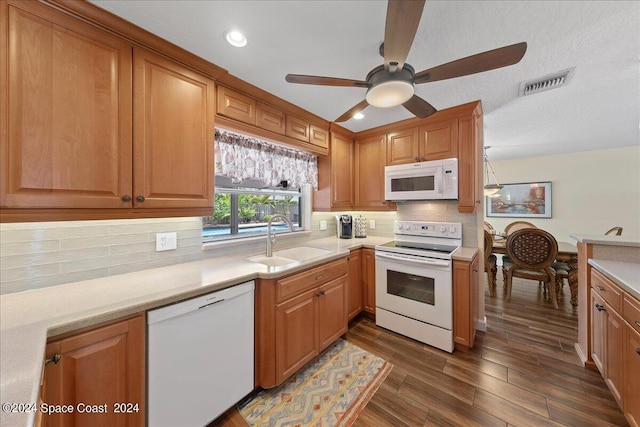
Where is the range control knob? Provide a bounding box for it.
[440,226,447,233]
[449,226,457,233]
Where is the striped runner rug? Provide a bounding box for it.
[238,338,393,427]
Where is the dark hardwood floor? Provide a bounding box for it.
[213,273,627,427]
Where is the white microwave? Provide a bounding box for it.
[384,158,458,201]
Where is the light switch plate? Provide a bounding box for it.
[369,220,376,229]
[319,220,327,231]
[156,232,177,252]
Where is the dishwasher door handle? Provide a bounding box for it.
[198,299,225,310]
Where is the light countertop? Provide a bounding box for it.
[588,259,640,301]
[570,233,640,247]
[0,235,478,426]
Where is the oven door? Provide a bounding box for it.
[375,251,452,330]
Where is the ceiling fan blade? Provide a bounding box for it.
[383,0,426,73]
[285,74,368,88]
[335,99,369,123]
[402,95,437,119]
[413,42,528,84]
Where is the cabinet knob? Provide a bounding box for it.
[414,156,420,162]
[596,285,605,291]
[635,320,640,328]
[121,195,132,202]
[595,303,605,312]
[45,354,61,365]
[636,347,640,356]
[136,195,145,203]
[316,275,325,281]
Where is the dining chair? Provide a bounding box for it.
[504,228,560,309]
[605,226,623,236]
[501,221,537,282]
[484,221,495,233]
[484,230,498,297]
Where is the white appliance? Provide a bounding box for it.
[375,221,461,353]
[384,158,458,201]
[147,281,254,427]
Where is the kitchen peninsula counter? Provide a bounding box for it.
[0,236,391,427]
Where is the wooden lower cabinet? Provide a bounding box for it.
[257,258,348,388]
[362,248,376,316]
[453,253,479,351]
[589,266,640,424]
[624,326,640,427]
[42,315,145,427]
[347,249,363,320]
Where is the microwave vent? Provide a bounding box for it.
[518,67,575,97]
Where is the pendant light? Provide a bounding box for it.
[483,146,503,196]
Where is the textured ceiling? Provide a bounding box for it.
[90,0,640,161]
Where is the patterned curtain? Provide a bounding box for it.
[214,129,318,190]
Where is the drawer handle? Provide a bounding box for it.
[45,354,61,365]
[315,290,326,297]
[637,347,640,356]
[595,303,605,312]
[595,285,605,291]
[316,275,325,281]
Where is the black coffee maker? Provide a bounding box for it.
[336,214,353,239]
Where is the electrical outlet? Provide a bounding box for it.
[319,220,327,231]
[156,232,177,252]
[369,219,376,229]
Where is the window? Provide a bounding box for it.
[203,186,304,242]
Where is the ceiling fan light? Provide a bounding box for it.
[353,112,365,120]
[366,80,414,108]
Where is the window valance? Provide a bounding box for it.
[214,129,318,190]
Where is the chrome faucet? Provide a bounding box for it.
[266,214,294,257]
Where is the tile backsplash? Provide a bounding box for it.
[0,218,203,295]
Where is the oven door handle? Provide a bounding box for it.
[375,251,450,267]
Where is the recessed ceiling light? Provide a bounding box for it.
[225,30,247,47]
[353,112,365,120]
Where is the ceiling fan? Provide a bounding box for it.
[285,0,527,123]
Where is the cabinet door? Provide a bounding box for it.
[418,118,458,160]
[591,291,607,375]
[354,134,389,209]
[317,275,348,350]
[133,48,215,209]
[275,288,318,384]
[457,112,480,213]
[216,86,256,125]
[256,102,285,134]
[624,326,640,427]
[605,306,624,407]
[285,114,310,142]
[347,250,363,320]
[331,132,354,208]
[362,248,376,314]
[43,316,145,427]
[387,127,419,165]
[1,1,132,209]
[310,125,329,152]
[453,257,475,350]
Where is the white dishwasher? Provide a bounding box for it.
[147,281,254,427]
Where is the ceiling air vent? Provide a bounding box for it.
[519,67,575,97]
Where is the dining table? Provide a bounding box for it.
[490,234,579,306]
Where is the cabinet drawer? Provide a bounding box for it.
[592,269,623,313]
[623,294,640,334]
[276,258,347,303]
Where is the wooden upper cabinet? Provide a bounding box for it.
[354,134,390,209]
[309,125,329,151]
[457,111,481,214]
[216,86,256,125]
[133,48,215,209]
[419,118,458,160]
[387,127,420,165]
[313,131,353,211]
[256,102,285,134]
[1,1,133,209]
[285,114,310,143]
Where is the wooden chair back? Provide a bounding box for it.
[506,228,558,270]
[504,221,537,236]
[484,221,495,233]
[483,230,494,262]
[605,226,623,236]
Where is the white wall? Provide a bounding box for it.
[484,146,640,241]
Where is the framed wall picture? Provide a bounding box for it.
[486,181,552,218]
